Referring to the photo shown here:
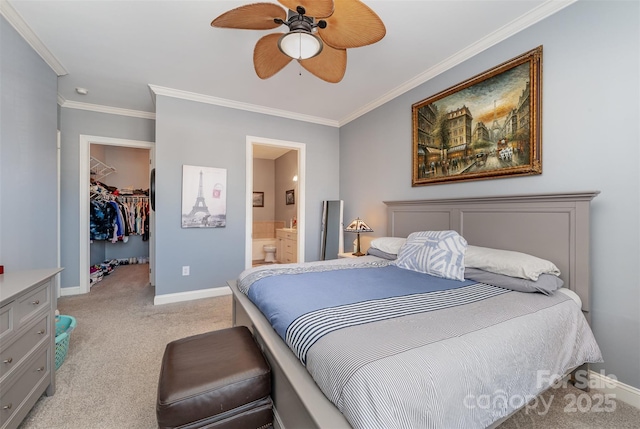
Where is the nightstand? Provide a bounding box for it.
[338,252,360,258]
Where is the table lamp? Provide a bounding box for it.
[344,217,373,256]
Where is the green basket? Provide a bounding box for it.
[55,315,77,370]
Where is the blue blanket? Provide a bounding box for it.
[247,264,475,340]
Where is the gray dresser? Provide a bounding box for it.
[0,268,62,429]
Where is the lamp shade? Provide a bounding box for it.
[278,30,323,60]
[344,218,373,233]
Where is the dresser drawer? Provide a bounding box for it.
[14,281,50,328]
[0,315,49,383]
[0,304,12,344]
[0,269,60,429]
[0,346,50,428]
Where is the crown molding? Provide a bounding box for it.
[338,0,577,126]
[1,0,67,76]
[58,95,156,120]
[4,0,573,128]
[148,84,340,128]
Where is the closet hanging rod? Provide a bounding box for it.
[118,195,149,201]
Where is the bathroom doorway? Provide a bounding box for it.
[245,136,306,269]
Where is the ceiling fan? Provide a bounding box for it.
[211,0,386,83]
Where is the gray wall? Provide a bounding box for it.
[154,96,339,297]
[275,150,298,225]
[252,158,275,222]
[253,151,298,227]
[58,108,154,288]
[340,1,640,389]
[0,16,58,271]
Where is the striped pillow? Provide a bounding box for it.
[393,230,467,281]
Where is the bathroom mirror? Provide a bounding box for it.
[320,200,344,260]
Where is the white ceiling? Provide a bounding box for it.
[4,0,574,126]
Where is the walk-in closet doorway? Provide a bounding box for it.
[79,135,155,295]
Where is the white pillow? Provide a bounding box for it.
[392,231,467,281]
[465,245,560,281]
[369,237,407,255]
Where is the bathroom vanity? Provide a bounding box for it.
[276,228,297,264]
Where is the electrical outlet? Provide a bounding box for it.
[182,266,190,276]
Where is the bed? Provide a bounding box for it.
[228,191,601,429]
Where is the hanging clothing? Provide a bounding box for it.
[90,200,118,241]
[90,178,149,241]
[142,200,150,241]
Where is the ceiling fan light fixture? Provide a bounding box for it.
[211,0,386,82]
[278,30,323,60]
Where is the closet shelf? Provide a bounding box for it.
[90,156,117,182]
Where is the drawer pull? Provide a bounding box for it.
[3,358,12,364]
[37,330,45,335]
[2,403,11,410]
[32,300,40,305]
[36,367,45,372]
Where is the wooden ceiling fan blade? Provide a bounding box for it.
[319,0,386,49]
[277,0,334,18]
[299,44,346,83]
[253,33,293,79]
[211,3,286,30]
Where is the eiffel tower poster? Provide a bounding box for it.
[181,165,227,228]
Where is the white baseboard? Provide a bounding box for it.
[60,286,82,297]
[153,286,231,306]
[590,370,640,409]
[60,284,232,306]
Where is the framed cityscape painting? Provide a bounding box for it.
[181,165,227,228]
[412,46,542,186]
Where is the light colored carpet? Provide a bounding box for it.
[497,383,640,428]
[20,264,232,429]
[19,264,640,429]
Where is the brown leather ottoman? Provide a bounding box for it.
[157,326,272,429]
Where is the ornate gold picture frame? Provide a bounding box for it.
[412,46,542,186]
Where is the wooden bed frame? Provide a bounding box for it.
[228,191,600,429]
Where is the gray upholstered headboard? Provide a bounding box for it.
[384,192,599,314]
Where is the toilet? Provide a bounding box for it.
[263,245,277,263]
